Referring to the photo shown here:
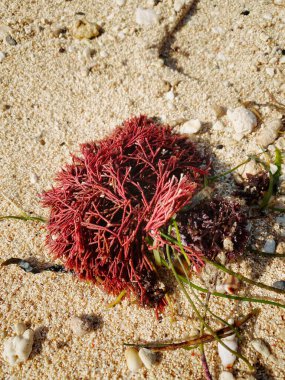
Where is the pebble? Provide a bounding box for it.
[3,323,34,365]
[223,237,234,252]
[276,216,285,226]
[263,239,276,254]
[125,347,143,372]
[138,348,156,369]
[227,106,257,140]
[0,51,5,62]
[30,172,39,184]
[266,67,275,77]
[69,316,90,336]
[251,339,271,359]
[5,34,17,46]
[174,0,185,12]
[256,119,281,147]
[179,119,202,134]
[135,8,159,26]
[276,242,285,254]
[280,56,285,64]
[272,280,285,290]
[71,19,100,40]
[219,371,235,380]
[218,320,237,370]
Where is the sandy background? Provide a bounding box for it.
[0,0,285,379]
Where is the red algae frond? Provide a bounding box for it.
[41,116,210,310]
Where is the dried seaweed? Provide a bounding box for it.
[1,258,67,273]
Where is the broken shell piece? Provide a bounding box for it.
[256,119,282,147]
[3,325,34,365]
[223,237,234,252]
[218,320,237,370]
[179,119,202,135]
[263,239,276,254]
[219,371,235,380]
[227,106,257,140]
[71,19,101,40]
[138,348,156,369]
[251,339,271,359]
[125,347,143,372]
[216,275,240,295]
[13,323,27,336]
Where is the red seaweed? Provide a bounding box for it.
[41,116,210,310]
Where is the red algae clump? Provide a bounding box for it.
[41,116,210,310]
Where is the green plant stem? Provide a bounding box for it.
[203,257,285,296]
[165,245,254,370]
[160,257,284,309]
[161,232,285,296]
[0,215,47,223]
[208,158,251,182]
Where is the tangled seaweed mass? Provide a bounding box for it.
[42,116,248,311]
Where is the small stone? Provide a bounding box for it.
[219,371,235,380]
[71,19,101,40]
[212,120,224,131]
[218,330,237,369]
[5,35,17,46]
[0,51,6,62]
[125,347,143,372]
[138,348,156,369]
[227,106,257,139]
[30,173,39,184]
[135,8,159,26]
[276,242,285,254]
[251,339,271,359]
[174,0,185,12]
[69,316,89,336]
[263,239,276,254]
[223,238,234,252]
[180,119,202,134]
[280,56,285,64]
[263,13,273,21]
[13,323,27,336]
[266,67,275,77]
[272,280,285,290]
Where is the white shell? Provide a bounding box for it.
[125,347,143,372]
[135,8,159,26]
[251,339,271,359]
[3,327,34,365]
[227,107,257,139]
[138,348,156,369]
[219,371,235,380]
[256,119,281,147]
[180,119,202,135]
[174,0,185,12]
[13,323,27,336]
[218,327,238,369]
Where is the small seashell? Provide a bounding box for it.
[218,320,237,370]
[276,242,285,254]
[180,119,202,135]
[30,172,39,184]
[272,280,285,290]
[138,348,156,369]
[69,316,89,336]
[227,106,257,139]
[256,119,281,147]
[3,325,34,365]
[251,339,271,359]
[223,237,234,252]
[219,371,235,380]
[125,347,143,372]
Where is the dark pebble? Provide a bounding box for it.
[216,144,224,149]
[273,280,285,290]
[241,10,250,16]
[6,35,17,46]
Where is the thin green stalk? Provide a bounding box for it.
[160,257,285,309]
[166,245,254,370]
[203,257,285,296]
[208,158,251,182]
[161,232,285,296]
[0,215,47,223]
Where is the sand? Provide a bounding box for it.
[0,0,284,379]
